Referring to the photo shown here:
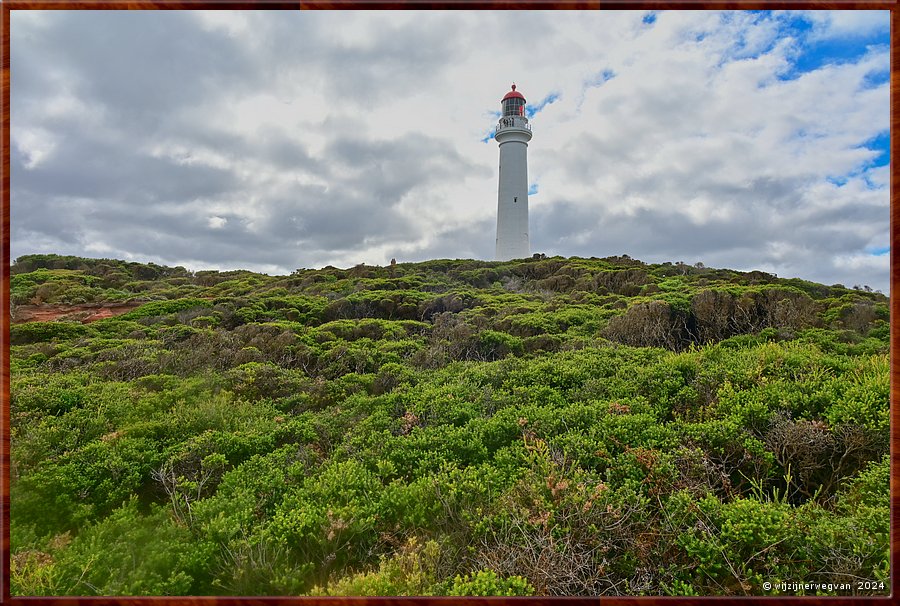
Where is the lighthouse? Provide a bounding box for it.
[495,83,532,261]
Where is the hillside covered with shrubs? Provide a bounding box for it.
[9,253,890,596]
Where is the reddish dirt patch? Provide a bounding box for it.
[12,302,143,324]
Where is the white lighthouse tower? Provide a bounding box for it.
[495,83,532,261]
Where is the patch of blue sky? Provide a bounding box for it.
[867,246,889,256]
[480,112,503,143]
[863,173,887,191]
[770,12,889,81]
[770,11,813,36]
[525,92,559,119]
[720,12,782,60]
[642,12,656,25]
[707,12,800,71]
[586,69,614,89]
[783,39,881,79]
[573,69,615,113]
[860,64,889,90]
[718,11,738,25]
[827,138,888,188]
[528,183,539,196]
[859,131,889,168]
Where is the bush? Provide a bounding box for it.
[447,570,534,596]
[47,499,216,595]
[120,298,211,321]
[477,330,524,361]
[308,538,442,596]
[11,322,90,346]
[603,301,688,350]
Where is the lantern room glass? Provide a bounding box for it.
[503,97,525,117]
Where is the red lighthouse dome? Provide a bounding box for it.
[501,83,525,101]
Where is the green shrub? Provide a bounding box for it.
[120,298,211,321]
[48,499,216,595]
[11,322,90,346]
[447,570,534,596]
[308,538,441,596]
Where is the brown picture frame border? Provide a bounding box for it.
[0,2,896,604]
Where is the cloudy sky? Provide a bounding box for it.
[11,10,890,291]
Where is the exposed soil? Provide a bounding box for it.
[12,302,143,324]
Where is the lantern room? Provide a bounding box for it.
[502,84,526,117]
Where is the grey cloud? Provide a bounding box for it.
[534,201,777,260]
[256,131,323,173]
[802,201,887,228]
[10,9,476,271]
[12,12,260,126]
[73,201,292,269]
[248,13,463,107]
[12,192,86,247]
[327,33,461,105]
[325,134,486,191]
[261,190,415,253]
[12,130,239,203]
[402,219,495,263]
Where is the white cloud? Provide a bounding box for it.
[834,250,890,276]
[803,10,890,40]
[13,128,57,169]
[191,10,251,37]
[208,216,227,229]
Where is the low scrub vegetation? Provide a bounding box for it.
[9,253,889,596]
